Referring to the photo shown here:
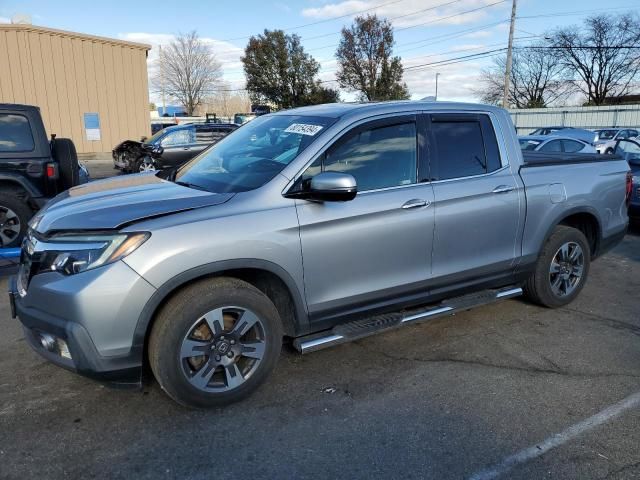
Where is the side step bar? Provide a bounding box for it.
[293,286,523,354]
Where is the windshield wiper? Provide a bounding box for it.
[174,180,210,192]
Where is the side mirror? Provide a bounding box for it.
[288,172,357,202]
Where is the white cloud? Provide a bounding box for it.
[302,0,508,28]
[274,2,292,13]
[463,30,492,39]
[0,16,11,24]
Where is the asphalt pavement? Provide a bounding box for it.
[1,226,639,480]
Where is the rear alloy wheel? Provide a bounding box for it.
[149,277,283,408]
[548,241,585,298]
[524,225,591,307]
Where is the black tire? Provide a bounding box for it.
[52,138,79,189]
[524,225,591,308]
[605,148,614,155]
[149,277,283,408]
[0,191,33,247]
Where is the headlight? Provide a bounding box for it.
[34,232,150,275]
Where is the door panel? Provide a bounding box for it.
[297,184,435,315]
[431,169,520,281]
[427,112,521,283]
[294,114,435,317]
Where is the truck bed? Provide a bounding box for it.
[521,151,621,167]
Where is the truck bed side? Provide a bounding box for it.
[518,154,629,267]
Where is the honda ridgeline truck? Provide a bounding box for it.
[10,102,631,408]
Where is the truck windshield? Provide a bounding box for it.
[174,114,335,193]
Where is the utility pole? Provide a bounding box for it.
[503,0,517,109]
[159,44,166,115]
[435,72,441,101]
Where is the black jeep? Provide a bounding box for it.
[0,103,88,247]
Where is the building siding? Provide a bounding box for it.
[0,25,150,153]
[509,104,640,134]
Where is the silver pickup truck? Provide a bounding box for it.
[10,101,631,408]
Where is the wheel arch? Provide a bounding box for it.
[542,207,602,259]
[0,174,42,208]
[133,259,309,358]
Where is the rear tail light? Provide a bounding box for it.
[46,162,59,180]
[626,171,633,206]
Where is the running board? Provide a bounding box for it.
[293,286,523,354]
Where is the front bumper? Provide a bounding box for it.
[9,260,156,387]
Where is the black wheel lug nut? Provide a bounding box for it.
[215,355,221,362]
[230,339,235,345]
[227,352,234,358]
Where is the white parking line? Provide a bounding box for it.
[468,390,640,480]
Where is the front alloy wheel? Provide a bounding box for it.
[148,277,283,408]
[180,307,266,392]
[138,157,157,172]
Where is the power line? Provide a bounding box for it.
[219,0,406,42]
[516,4,638,21]
[303,0,507,42]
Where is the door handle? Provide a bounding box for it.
[492,185,515,194]
[182,147,191,150]
[402,199,429,209]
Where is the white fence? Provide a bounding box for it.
[508,104,640,134]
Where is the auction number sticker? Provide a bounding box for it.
[284,123,324,136]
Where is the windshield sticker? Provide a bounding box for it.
[284,123,324,136]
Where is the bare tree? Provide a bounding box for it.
[335,14,409,101]
[153,31,222,115]
[549,13,640,105]
[477,45,573,108]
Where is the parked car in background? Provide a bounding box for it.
[613,138,640,220]
[518,135,596,154]
[11,101,630,408]
[528,126,596,144]
[113,122,238,172]
[594,128,639,154]
[233,113,257,125]
[150,120,177,135]
[0,103,88,247]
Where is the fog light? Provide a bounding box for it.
[39,333,56,352]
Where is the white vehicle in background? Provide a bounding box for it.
[593,128,639,154]
[518,135,596,154]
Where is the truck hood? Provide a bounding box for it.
[31,173,234,234]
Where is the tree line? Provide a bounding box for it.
[153,14,408,115]
[154,11,640,115]
[478,13,640,108]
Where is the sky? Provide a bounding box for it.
[1,0,638,104]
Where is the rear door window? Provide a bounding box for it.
[539,140,562,152]
[428,114,502,181]
[0,114,35,152]
[562,139,584,153]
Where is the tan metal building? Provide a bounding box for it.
[0,24,151,154]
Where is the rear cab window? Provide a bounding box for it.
[427,113,502,181]
[0,114,35,152]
